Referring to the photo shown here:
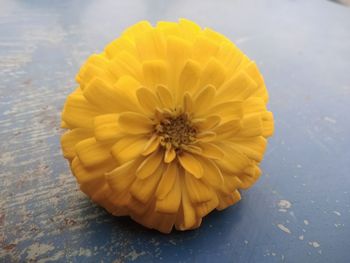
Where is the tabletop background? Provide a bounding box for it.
[1,0,350,262]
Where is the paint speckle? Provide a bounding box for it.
[299,235,304,240]
[26,243,55,260]
[126,250,146,261]
[277,200,292,209]
[244,240,249,245]
[323,116,337,124]
[304,220,309,225]
[308,241,320,248]
[333,211,341,216]
[296,164,302,168]
[277,224,291,234]
[0,152,14,165]
[169,240,176,245]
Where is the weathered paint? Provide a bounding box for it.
[1,0,350,262]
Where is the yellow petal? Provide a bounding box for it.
[194,115,221,130]
[157,21,181,38]
[203,28,229,43]
[193,85,216,114]
[243,97,267,115]
[209,101,242,120]
[79,64,115,90]
[196,131,216,142]
[184,172,212,203]
[112,75,142,110]
[216,71,258,101]
[183,92,194,113]
[178,179,197,230]
[178,18,201,42]
[217,190,241,210]
[200,158,224,188]
[230,137,267,162]
[127,196,152,216]
[238,165,262,189]
[105,36,136,59]
[164,145,176,163]
[155,169,181,214]
[237,113,263,137]
[216,143,251,174]
[135,29,166,60]
[181,144,202,155]
[62,91,100,129]
[192,36,219,64]
[118,112,153,134]
[261,111,274,137]
[178,60,201,101]
[166,36,191,88]
[196,142,225,160]
[106,159,141,192]
[130,165,163,203]
[109,51,142,80]
[214,119,241,140]
[122,20,153,40]
[71,156,117,184]
[136,87,159,114]
[61,128,93,159]
[195,194,219,218]
[83,77,122,112]
[142,60,168,89]
[94,114,123,141]
[178,152,203,178]
[111,136,148,163]
[79,180,105,201]
[75,138,112,167]
[156,85,173,109]
[142,135,160,156]
[61,121,69,129]
[136,150,163,179]
[215,42,244,73]
[221,173,242,194]
[156,162,178,200]
[244,61,269,102]
[198,58,226,89]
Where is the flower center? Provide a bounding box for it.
[156,113,197,150]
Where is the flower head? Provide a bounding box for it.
[61,19,274,233]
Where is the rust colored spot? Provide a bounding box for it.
[3,244,16,250]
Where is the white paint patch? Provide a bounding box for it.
[278,200,292,209]
[309,241,320,248]
[78,248,92,257]
[324,117,337,124]
[38,251,64,263]
[26,243,55,260]
[304,220,309,225]
[0,152,14,165]
[126,250,146,261]
[277,224,291,234]
[299,235,304,240]
[244,240,249,245]
[333,211,341,216]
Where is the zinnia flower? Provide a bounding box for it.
[61,19,274,233]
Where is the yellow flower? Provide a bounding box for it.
[61,19,274,233]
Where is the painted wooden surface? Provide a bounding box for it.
[1,0,349,262]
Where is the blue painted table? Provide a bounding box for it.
[1,0,349,262]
